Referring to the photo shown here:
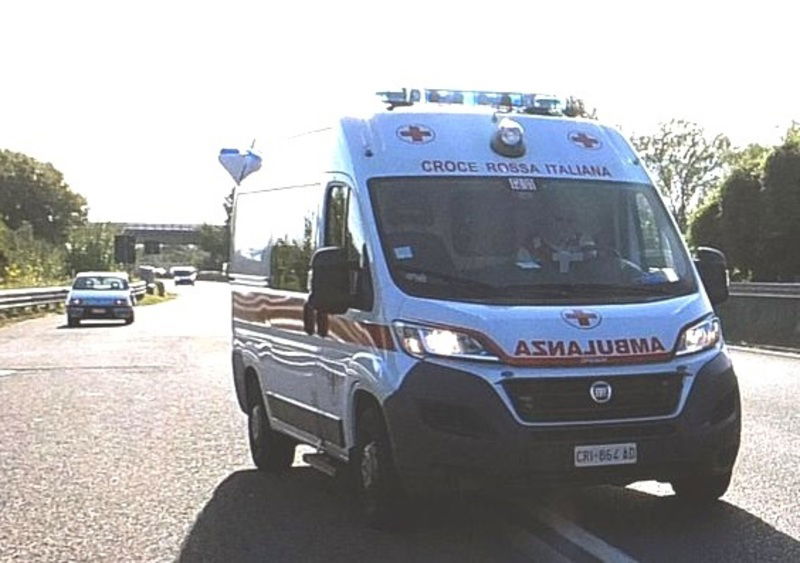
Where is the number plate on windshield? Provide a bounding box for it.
[574,443,637,467]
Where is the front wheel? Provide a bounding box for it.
[671,470,732,503]
[248,397,295,472]
[353,405,404,528]
[67,317,80,328]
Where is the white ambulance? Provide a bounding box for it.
[229,90,740,526]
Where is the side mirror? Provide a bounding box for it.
[694,246,729,306]
[308,247,351,314]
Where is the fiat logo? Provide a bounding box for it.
[589,381,612,404]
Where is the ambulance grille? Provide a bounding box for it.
[503,373,684,423]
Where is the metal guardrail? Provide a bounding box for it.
[730,282,800,299]
[0,281,147,313]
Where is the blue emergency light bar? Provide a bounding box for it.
[377,88,566,116]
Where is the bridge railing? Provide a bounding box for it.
[0,281,147,314]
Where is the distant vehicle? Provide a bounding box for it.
[171,266,197,285]
[65,271,135,327]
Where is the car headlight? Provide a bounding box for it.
[676,317,721,356]
[69,298,82,306]
[114,298,128,306]
[392,321,499,362]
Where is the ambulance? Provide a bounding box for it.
[228,89,740,526]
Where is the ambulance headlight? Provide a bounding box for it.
[676,317,721,356]
[491,118,526,158]
[392,321,499,362]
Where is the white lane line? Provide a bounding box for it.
[0,369,16,377]
[504,522,573,563]
[527,504,639,563]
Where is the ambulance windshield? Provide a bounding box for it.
[369,177,696,304]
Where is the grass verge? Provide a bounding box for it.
[137,292,177,306]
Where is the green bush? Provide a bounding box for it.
[0,221,67,287]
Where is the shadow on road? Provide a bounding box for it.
[177,469,523,563]
[542,485,800,562]
[56,321,129,329]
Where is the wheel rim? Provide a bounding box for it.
[360,442,380,490]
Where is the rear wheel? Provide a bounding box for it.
[248,395,295,472]
[671,470,732,503]
[353,405,404,528]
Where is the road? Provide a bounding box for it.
[0,282,797,562]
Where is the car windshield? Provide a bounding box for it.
[72,276,129,290]
[173,269,193,276]
[368,177,696,304]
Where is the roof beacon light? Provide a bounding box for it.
[491,118,526,158]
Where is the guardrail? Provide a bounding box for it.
[720,283,799,350]
[729,282,800,299]
[0,281,147,314]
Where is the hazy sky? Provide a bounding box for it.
[1,0,797,224]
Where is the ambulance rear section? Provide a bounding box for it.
[230,102,740,524]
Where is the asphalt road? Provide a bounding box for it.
[0,282,797,562]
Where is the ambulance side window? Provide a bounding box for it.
[324,184,373,311]
[325,186,348,247]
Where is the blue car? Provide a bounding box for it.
[65,271,135,327]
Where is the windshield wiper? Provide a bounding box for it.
[497,283,573,298]
[558,283,684,296]
[392,264,499,296]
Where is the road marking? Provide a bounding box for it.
[626,480,673,497]
[728,345,800,360]
[0,369,16,377]
[504,521,573,563]
[525,504,639,563]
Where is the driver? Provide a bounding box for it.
[515,208,598,273]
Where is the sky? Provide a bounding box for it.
[1,0,798,225]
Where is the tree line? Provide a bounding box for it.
[632,120,800,281]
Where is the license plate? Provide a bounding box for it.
[574,443,637,467]
[91,308,106,314]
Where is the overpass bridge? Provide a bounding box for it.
[111,223,223,245]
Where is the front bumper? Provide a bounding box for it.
[383,352,740,493]
[67,306,133,320]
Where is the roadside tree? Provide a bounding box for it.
[632,120,730,232]
[65,223,120,275]
[760,142,800,280]
[0,150,87,244]
[687,192,723,251]
[719,170,762,278]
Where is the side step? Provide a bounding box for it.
[302,452,339,477]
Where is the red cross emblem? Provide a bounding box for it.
[397,124,435,144]
[562,309,601,329]
[568,131,601,149]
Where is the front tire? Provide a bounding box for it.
[67,317,80,328]
[353,405,404,528]
[671,470,732,503]
[248,396,295,472]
